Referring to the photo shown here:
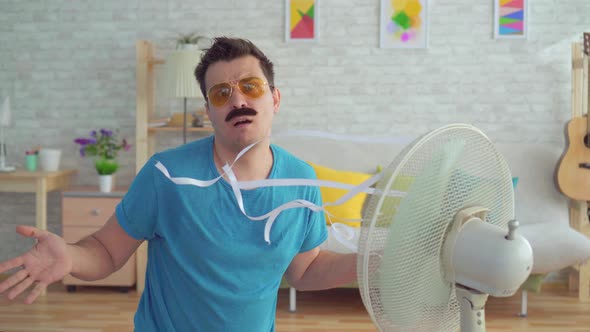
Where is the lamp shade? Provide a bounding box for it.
[163,50,203,98]
[1,96,11,127]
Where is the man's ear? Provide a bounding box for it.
[205,102,210,116]
[272,88,281,114]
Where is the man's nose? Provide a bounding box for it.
[228,86,249,109]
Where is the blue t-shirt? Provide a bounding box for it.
[116,135,327,332]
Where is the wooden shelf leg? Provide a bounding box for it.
[35,178,47,296]
[579,262,590,302]
[570,269,579,292]
[567,200,590,301]
[136,242,147,293]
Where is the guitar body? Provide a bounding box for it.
[557,116,590,201]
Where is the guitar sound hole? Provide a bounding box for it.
[585,135,590,148]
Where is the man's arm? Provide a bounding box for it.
[284,247,357,291]
[67,213,143,281]
[0,213,142,304]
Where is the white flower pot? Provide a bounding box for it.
[177,43,200,50]
[99,175,113,193]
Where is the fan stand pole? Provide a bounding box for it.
[456,285,489,332]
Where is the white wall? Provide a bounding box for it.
[0,1,588,263]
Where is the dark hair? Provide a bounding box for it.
[194,37,275,101]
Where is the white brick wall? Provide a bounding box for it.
[0,0,588,273]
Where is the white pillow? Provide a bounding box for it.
[519,223,590,274]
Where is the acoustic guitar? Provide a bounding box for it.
[557,33,590,201]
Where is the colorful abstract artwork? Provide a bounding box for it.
[285,0,319,42]
[380,0,428,49]
[494,0,528,39]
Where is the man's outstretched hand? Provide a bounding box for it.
[0,225,72,304]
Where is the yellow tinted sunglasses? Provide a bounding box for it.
[207,76,269,108]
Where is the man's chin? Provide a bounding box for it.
[233,134,269,150]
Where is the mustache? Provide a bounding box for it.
[225,108,258,122]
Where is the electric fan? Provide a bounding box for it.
[357,124,533,332]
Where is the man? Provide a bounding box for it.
[0,37,356,331]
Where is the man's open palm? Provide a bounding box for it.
[0,225,72,304]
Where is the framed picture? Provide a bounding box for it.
[494,0,528,39]
[380,0,428,49]
[285,0,319,42]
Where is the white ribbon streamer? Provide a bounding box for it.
[154,137,406,246]
[329,223,358,252]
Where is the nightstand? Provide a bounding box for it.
[61,187,135,292]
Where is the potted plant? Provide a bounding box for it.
[74,129,131,192]
[175,32,210,50]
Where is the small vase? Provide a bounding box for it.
[99,174,113,193]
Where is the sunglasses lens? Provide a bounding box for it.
[209,83,232,107]
[238,77,266,99]
[208,77,267,107]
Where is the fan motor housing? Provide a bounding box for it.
[449,216,533,297]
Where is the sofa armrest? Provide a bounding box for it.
[520,222,590,274]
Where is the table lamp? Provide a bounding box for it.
[163,49,203,143]
[0,96,15,172]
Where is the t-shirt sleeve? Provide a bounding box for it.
[116,156,159,240]
[299,184,328,253]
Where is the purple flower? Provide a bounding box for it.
[74,128,131,164]
[100,129,113,137]
[122,139,132,151]
[74,138,96,145]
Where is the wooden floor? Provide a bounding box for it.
[0,285,589,332]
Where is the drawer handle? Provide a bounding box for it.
[90,208,101,216]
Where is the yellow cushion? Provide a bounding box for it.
[376,174,415,227]
[308,162,371,228]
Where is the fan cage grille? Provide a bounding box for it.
[357,125,514,332]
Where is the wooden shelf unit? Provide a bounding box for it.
[568,41,590,302]
[135,40,213,293]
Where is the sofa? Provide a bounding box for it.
[271,129,590,314]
